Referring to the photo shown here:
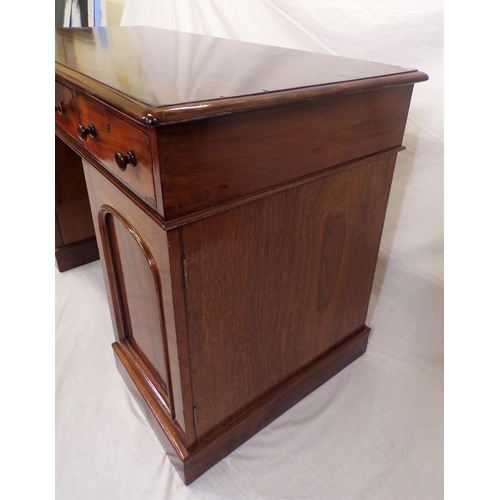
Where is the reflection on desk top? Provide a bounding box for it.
[55,27,428,126]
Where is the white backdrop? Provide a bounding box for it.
[55,1,443,498]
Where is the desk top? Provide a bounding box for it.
[55,27,427,125]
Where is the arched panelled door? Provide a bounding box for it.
[99,206,174,414]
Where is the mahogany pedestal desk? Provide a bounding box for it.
[55,27,427,484]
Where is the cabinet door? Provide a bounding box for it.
[102,208,172,393]
[82,160,187,433]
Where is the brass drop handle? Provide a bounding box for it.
[77,123,97,141]
[55,102,66,114]
[114,151,136,171]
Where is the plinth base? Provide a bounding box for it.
[55,237,100,272]
[113,325,370,484]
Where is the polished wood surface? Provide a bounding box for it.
[55,26,427,484]
[76,94,157,208]
[157,85,412,220]
[55,27,427,125]
[183,153,397,439]
[55,135,98,271]
[55,82,81,143]
[114,323,371,485]
[82,160,186,435]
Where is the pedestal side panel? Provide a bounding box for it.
[182,154,397,439]
[55,136,96,245]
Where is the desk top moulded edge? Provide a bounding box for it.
[55,27,428,126]
[55,61,428,127]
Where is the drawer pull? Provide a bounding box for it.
[55,102,66,114]
[114,151,137,171]
[77,123,97,141]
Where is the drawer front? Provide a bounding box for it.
[55,81,81,143]
[76,95,157,208]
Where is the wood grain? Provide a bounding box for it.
[55,81,81,143]
[102,207,171,397]
[55,135,99,271]
[55,27,428,125]
[113,324,370,484]
[55,237,99,272]
[76,94,157,208]
[56,26,428,484]
[157,86,412,219]
[182,153,397,439]
[82,160,187,436]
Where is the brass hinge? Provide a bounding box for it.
[193,407,198,428]
[182,258,188,288]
